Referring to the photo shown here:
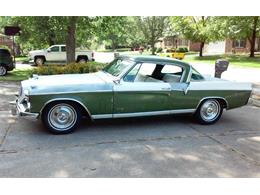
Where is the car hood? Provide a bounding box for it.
[22,71,114,95]
[29,49,45,54]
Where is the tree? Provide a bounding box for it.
[95,16,130,50]
[170,16,223,57]
[218,16,260,57]
[65,17,77,63]
[135,16,169,55]
[3,16,95,63]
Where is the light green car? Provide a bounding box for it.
[12,55,252,134]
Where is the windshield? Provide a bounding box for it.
[103,59,135,77]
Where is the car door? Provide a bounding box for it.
[113,63,171,117]
[161,64,193,110]
[46,46,61,61]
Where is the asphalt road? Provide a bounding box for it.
[0,82,260,177]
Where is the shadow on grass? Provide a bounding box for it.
[0,69,32,81]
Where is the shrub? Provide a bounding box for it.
[176,47,189,53]
[31,62,107,76]
[156,47,163,53]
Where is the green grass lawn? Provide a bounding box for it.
[15,56,29,62]
[0,68,32,81]
[183,54,260,68]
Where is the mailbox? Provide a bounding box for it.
[114,52,120,59]
[215,59,229,78]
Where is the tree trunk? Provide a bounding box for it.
[111,38,116,51]
[66,16,77,64]
[151,40,156,55]
[249,16,258,58]
[48,36,55,46]
[199,42,205,57]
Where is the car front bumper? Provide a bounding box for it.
[10,97,39,119]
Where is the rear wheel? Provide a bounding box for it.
[77,56,88,64]
[194,99,223,124]
[41,102,82,134]
[0,65,7,76]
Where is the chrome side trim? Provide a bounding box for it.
[92,114,113,119]
[196,97,229,111]
[40,98,93,120]
[31,90,111,96]
[90,109,196,120]
[113,109,195,118]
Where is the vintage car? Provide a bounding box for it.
[12,55,252,134]
[158,49,185,60]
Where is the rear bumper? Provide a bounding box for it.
[10,98,39,119]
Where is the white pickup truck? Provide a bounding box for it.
[28,45,95,65]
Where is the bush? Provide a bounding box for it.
[156,47,163,53]
[176,47,189,53]
[31,62,107,76]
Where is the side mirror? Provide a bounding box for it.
[47,49,51,52]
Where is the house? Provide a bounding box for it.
[0,33,20,55]
[155,36,201,52]
[0,33,13,50]
[204,38,260,54]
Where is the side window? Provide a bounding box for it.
[61,46,66,52]
[50,46,60,52]
[191,68,204,81]
[138,63,156,76]
[161,65,183,75]
[123,64,141,82]
[135,63,157,82]
[161,65,183,83]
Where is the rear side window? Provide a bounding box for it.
[191,68,204,81]
[0,49,11,56]
[61,46,66,52]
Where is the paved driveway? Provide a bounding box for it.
[0,82,260,177]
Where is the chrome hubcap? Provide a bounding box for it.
[200,100,220,122]
[36,58,43,65]
[0,66,6,75]
[48,104,77,131]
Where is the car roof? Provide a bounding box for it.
[119,55,191,68]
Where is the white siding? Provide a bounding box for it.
[204,41,226,54]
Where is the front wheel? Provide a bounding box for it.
[78,58,88,64]
[194,99,223,124]
[41,102,82,134]
[0,65,7,76]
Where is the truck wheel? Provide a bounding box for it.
[194,99,223,125]
[77,57,88,64]
[0,65,7,76]
[41,102,82,134]
[35,57,44,66]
